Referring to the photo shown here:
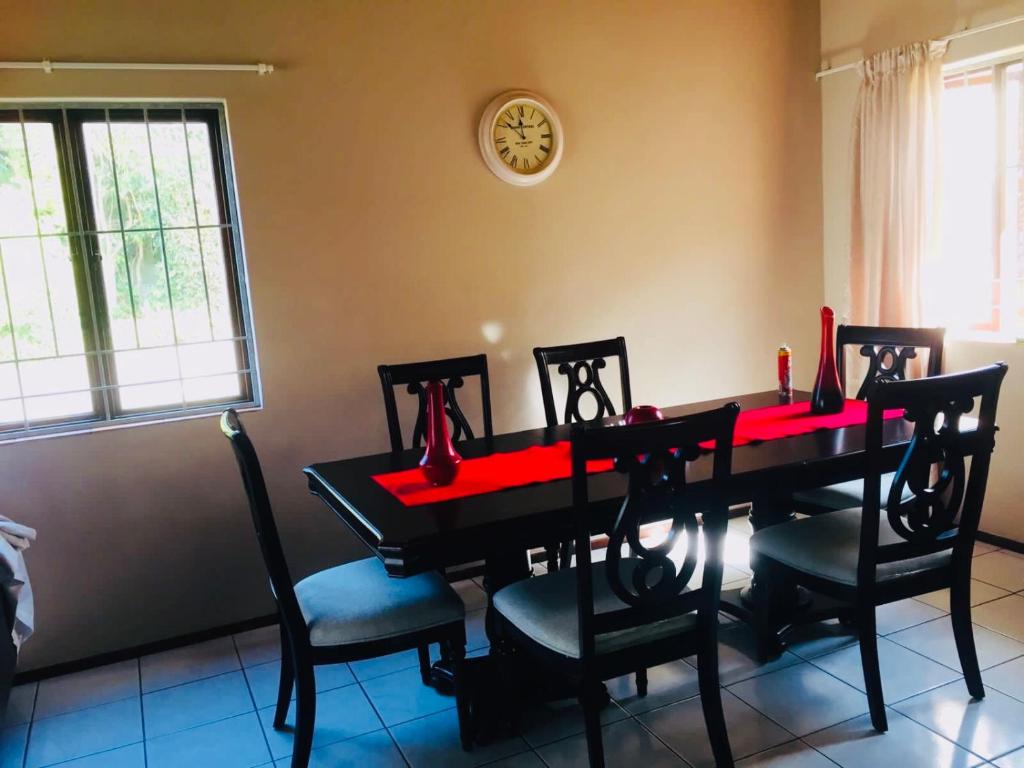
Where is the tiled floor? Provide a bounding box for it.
[7,528,1024,767]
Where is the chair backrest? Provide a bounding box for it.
[569,402,739,662]
[837,325,945,400]
[533,337,631,428]
[377,354,493,452]
[220,409,308,645]
[858,363,1008,588]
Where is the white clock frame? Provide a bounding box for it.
[478,90,563,186]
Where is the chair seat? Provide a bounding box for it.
[294,558,464,647]
[793,472,912,512]
[749,507,951,587]
[493,559,697,659]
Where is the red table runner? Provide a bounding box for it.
[372,399,904,507]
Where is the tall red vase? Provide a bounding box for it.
[420,380,461,486]
[811,306,844,414]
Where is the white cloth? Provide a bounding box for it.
[850,40,947,339]
[0,517,35,649]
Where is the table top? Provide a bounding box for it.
[304,390,931,576]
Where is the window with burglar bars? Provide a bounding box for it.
[0,104,259,439]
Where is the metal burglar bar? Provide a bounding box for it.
[0,103,259,439]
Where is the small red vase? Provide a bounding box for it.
[624,405,664,425]
[420,380,461,486]
[811,306,844,414]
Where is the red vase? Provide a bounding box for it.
[420,380,461,486]
[811,306,844,414]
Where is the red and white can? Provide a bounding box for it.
[777,344,792,398]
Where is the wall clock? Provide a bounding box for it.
[478,90,563,186]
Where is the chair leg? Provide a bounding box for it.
[697,625,734,768]
[448,639,473,751]
[559,541,574,570]
[635,667,648,697]
[857,602,888,732]
[951,573,985,699]
[545,545,559,572]
[579,679,605,768]
[273,624,294,729]
[417,644,432,685]
[292,661,316,768]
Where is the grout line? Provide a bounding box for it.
[20,681,38,768]
[137,659,148,768]
[234,635,275,765]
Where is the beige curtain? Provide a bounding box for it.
[850,41,947,328]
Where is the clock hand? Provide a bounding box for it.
[501,120,527,140]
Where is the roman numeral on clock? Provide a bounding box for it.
[500,146,510,157]
[510,155,518,168]
[539,145,550,154]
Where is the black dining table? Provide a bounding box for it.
[303,388,990,737]
[303,389,962,632]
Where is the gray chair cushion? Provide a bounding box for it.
[294,557,464,647]
[492,559,697,659]
[748,507,950,587]
[793,472,912,512]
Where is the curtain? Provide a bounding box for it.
[850,40,947,329]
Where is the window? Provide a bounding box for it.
[0,104,258,439]
[938,62,1024,340]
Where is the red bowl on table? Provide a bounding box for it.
[623,405,664,425]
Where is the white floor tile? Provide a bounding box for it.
[785,619,857,660]
[25,697,142,768]
[875,598,948,635]
[349,649,420,682]
[146,711,270,768]
[995,745,1024,767]
[687,625,801,685]
[244,659,354,708]
[982,656,1024,702]
[535,717,687,767]
[887,616,1024,672]
[805,708,982,768]
[915,580,1011,612]
[34,659,139,719]
[972,595,1024,643]
[736,740,835,767]
[517,697,628,749]
[972,552,1024,592]
[390,707,528,768]
[143,669,254,738]
[727,662,868,736]
[234,625,281,668]
[140,636,240,693]
[273,729,406,768]
[607,660,700,715]
[258,683,382,760]
[3,683,35,727]
[638,689,791,767]
[893,679,1024,761]
[49,743,146,768]
[974,542,1001,557]
[480,753,547,767]
[811,636,961,703]
[361,665,454,726]
[0,724,26,768]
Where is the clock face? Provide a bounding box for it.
[491,101,555,175]
[479,91,563,186]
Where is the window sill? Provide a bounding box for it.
[0,401,263,445]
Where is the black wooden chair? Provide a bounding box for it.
[750,363,1007,733]
[378,353,493,453]
[220,410,472,767]
[533,337,631,429]
[493,404,740,768]
[793,325,945,514]
[534,337,632,566]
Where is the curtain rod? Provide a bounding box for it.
[0,60,274,75]
[816,14,1024,80]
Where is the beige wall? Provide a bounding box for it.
[1,0,823,671]
[820,0,1024,541]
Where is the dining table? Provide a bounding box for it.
[302,388,983,738]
